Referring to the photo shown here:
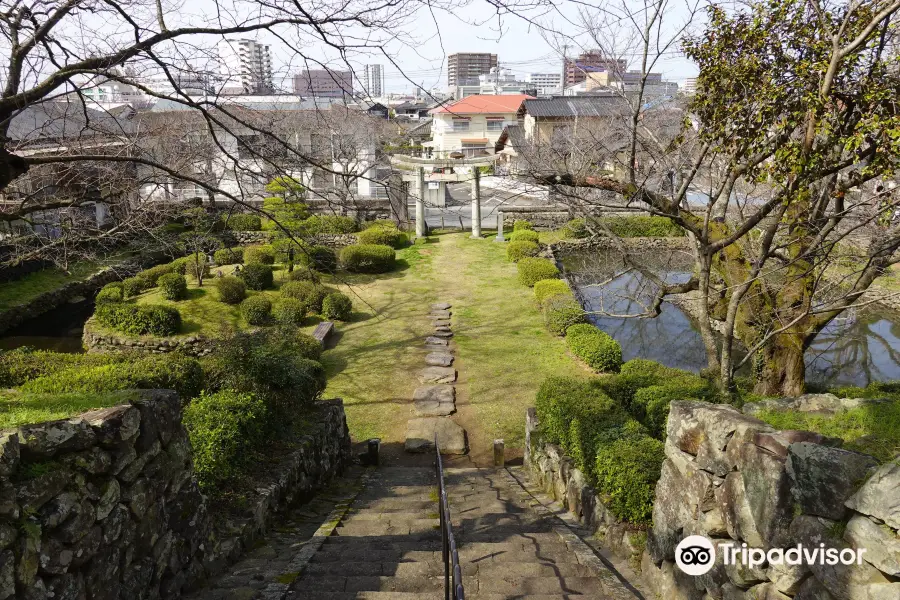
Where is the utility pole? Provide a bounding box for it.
[560,44,570,91]
[471,167,482,238]
[416,167,426,238]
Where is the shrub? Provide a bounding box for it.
[215,276,246,304]
[239,264,274,290]
[300,245,337,273]
[214,247,244,266]
[513,220,534,231]
[241,296,271,325]
[183,255,211,281]
[601,215,683,238]
[122,276,151,298]
[517,257,559,287]
[262,328,323,361]
[138,263,174,286]
[0,350,123,388]
[534,279,570,304]
[158,273,188,301]
[566,324,622,373]
[184,390,268,490]
[562,218,589,239]
[633,382,709,438]
[272,298,306,325]
[288,268,320,282]
[244,245,276,265]
[358,224,408,248]
[169,257,188,275]
[223,214,262,231]
[95,303,181,336]
[339,244,396,273]
[506,240,540,262]
[542,293,587,335]
[508,229,539,243]
[96,284,123,304]
[301,214,358,235]
[594,435,665,525]
[322,292,352,321]
[280,281,334,313]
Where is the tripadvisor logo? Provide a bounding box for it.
[675,535,868,576]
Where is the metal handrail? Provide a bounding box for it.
[435,435,465,600]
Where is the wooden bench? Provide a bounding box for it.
[312,321,335,346]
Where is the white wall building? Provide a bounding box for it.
[217,39,273,95]
[428,94,531,157]
[362,64,385,98]
[524,73,562,95]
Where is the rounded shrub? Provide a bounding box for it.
[322,292,352,321]
[508,229,539,243]
[301,245,337,273]
[169,257,189,275]
[138,263,175,286]
[513,220,534,231]
[534,279,570,304]
[122,276,151,298]
[601,215,684,238]
[517,257,559,287]
[239,264,274,290]
[224,214,262,231]
[506,240,540,262]
[244,245,276,265]
[96,283,124,304]
[562,218,589,239]
[94,303,181,336]
[158,273,188,301]
[288,268,319,282]
[272,297,306,325]
[358,225,408,248]
[565,323,622,373]
[339,244,396,273]
[301,214,358,235]
[241,296,271,325]
[215,276,246,304]
[262,329,323,361]
[214,247,244,266]
[280,281,333,313]
[542,293,587,335]
[594,435,665,525]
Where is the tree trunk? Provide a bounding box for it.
[753,333,807,397]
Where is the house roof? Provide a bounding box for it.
[494,124,526,153]
[8,102,133,144]
[407,118,433,137]
[521,96,626,118]
[430,94,533,115]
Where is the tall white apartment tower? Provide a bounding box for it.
[363,64,385,98]
[217,39,273,95]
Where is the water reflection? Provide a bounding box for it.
[563,250,900,387]
[0,299,91,353]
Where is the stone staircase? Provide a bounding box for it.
[288,466,639,599]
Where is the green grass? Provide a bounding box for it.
[0,261,103,310]
[0,390,138,429]
[756,400,900,463]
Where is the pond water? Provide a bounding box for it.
[562,250,900,388]
[0,298,92,353]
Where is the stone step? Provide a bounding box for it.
[417,366,456,384]
[405,417,467,454]
[292,575,445,594]
[293,574,607,596]
[291,594,595,600]
[431,302,452,310]
[424,352,454,367]
[430,310,451,319]
[303,560,595,580]
[423,336,451,348]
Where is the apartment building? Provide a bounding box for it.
[564,50,626,86]
[293,69,353,98]
[363,64,385,98]
[524,73,562,95]
[447,53,498,87]
[218,39,273,95]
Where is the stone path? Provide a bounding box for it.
[405,302,467,454]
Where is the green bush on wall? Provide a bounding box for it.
[244,245,276,265]
[239,264,274,290]
[533,279,570,304]
[95,303,181,336]
[517,257,559,287]
[301,215,358,235]
[602,215,684,238]
[214,247,244,266]
[322,292,352,321]
[96,283,124,304]
[542,293,587,335]
[358,223,408,249]
[565,323,622,373]
[594,435,665,525]
[241,296,272,325]
[508,229,539,243]
[223,214,262,231]
[513,220,534,231]
[215,276,246,304]
[272,297,305,325]
[158,273,188,301]
[506,240,540,262]
[339,244,396,273]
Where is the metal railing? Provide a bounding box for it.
[435,436,465,600]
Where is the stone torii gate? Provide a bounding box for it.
[390,154,498,238]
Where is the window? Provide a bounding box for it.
[487,119,505,132]
[462,142,487,158]
[452,119,470,132]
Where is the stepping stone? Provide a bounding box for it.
[413,385,456,416]
[405,417,468,454]
[430,310,451,319]
[425,336,449,346]
[431,318,451,327]
[425,352,454,367]
[418,366,457,384]
[432,302,452,310]
[431,330,453,338]
[434,325,452,333]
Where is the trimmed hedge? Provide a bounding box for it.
[261,328,323,362]
[272,297,306,325]
[184,390,268,490]
[508,229,539,243]
[0,350,124,388]
[542,293,587,335]
[506,240,540,262]
[562,218,589,239]
[302,214,358,235]
[158,273,188,301]
[95,303,181,336]
[280,281,334,314]
[534,279,570,304]
[513,220,534,231]
[288,268,319,282]
[215,276,246,304]
[138,264,175,286]
[594,435,665,525]
[122,276,151,298]
[602,215,684,238]
[96,284,123,304]
[358,224,408,249]
[517,257,559,287]
[239,264,274,290]
[223,214,262,231]
[566,324,622,373]
[241,296,271,325]
[339,244,396,273]
[244,245,276,265]
[301,245,337,273]
[214,247,244,266]
[322,292,352,321]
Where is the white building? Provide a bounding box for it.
[683,77,699,95]
[217,39,273,95]
[452,68,529,99]
[427,94,531,157]
[144,72,211,97]
[362,64,385,98]
[524,73,562,95]
[69,70,144,108]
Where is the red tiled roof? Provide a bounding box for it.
[430,94,534,115]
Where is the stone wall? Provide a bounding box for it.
[0,392,352,600]
[524,408,647,563]
[642,399,900,600]
[82,320,217,357]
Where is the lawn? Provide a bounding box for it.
[0,261,103,311]
[320,232,587,464]
[0,390,138,430]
